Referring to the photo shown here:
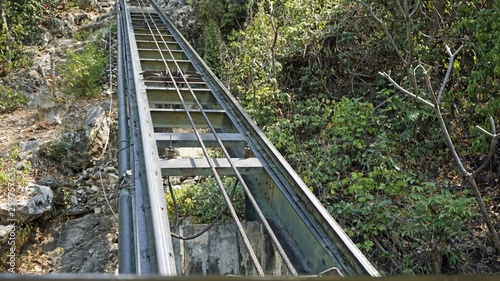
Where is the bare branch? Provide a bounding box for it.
[437,45,463,104]
[472,117,499,177]
[432,99,471,177]
[418,64,470,177]
[403,0,413,67]
[423,69,436,103]
[395,0,404,15]
[378,71,435,108]
[476,125,498,138]
[356,0,407,64]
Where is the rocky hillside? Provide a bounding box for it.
[0,0,119,273]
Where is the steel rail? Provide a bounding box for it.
[132,0,267,276]
[148,1,380,277]
[119,0,380,277]
[140,2,299,275]
[120,0,176,275]
[120,0,153,273]
[119,1,151,273]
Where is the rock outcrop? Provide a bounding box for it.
[155,0,200,45]
[0,184,54,225]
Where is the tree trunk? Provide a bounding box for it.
[467,175,500,253]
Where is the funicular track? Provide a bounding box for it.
[116,0,380,277]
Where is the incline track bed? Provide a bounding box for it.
[117,0,380,277]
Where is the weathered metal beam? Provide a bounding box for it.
[134,33,173,41]
[136,40,180,50]
[150,109,236,131]
[159,157,264,176]
[146,88,217,107]
[140,59,194,72]
[156,133,246,148]
[139,49,186,60]
[124,2,177,275]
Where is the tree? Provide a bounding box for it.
[358,0,500,254]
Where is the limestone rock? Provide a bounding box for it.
[57,214,118,273]
[39,131,91,174]
[77,0,97,12]
[37,100,66,125]
[159,0,200,45]
[18,140,39,160]
[47,18,65,37]
[20,185,54,222]
[0,184,54,225]
[85,105,110,158]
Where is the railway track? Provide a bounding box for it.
[116,0,380,277]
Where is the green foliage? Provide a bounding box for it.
[0,84,29,113]
[0,0,58,74]
[60,42,107,97]
[202,19,224,77]
[200,0,495,274]
[457,1,500,102]
[0,146,31,195]
[194,0,252,75]
[165,177,245,224]
[73,30,92,41]
[329,180,477,274]
[266,97,388,195]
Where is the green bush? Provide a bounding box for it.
[0,84,29,113]
[61,43,107,97]
[0,0,59,74]
[0,146,31,196]
[165,176,245,224]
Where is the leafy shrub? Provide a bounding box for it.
[165,176,245,224]
[0,0,59,74]
[0,84,29,113]
[60,43,107,97]
[0,146,31,196]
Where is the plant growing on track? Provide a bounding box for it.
[165,176,245,224]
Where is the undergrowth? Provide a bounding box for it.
[60,42,107,97]
[0,146,31,196]
[165,176,245,224]
[0,85,29,113]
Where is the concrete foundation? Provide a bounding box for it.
[172,221,290,276]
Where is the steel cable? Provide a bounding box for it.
[141,0,298,275]
[134,1,265,276]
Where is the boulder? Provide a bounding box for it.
[18,140,39,160]
[0,184,54,225]
[39,131,91,174]
[57,214,117,273]
[47,18,65,38]
[85,105,110,159]
[37,100,66,124]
